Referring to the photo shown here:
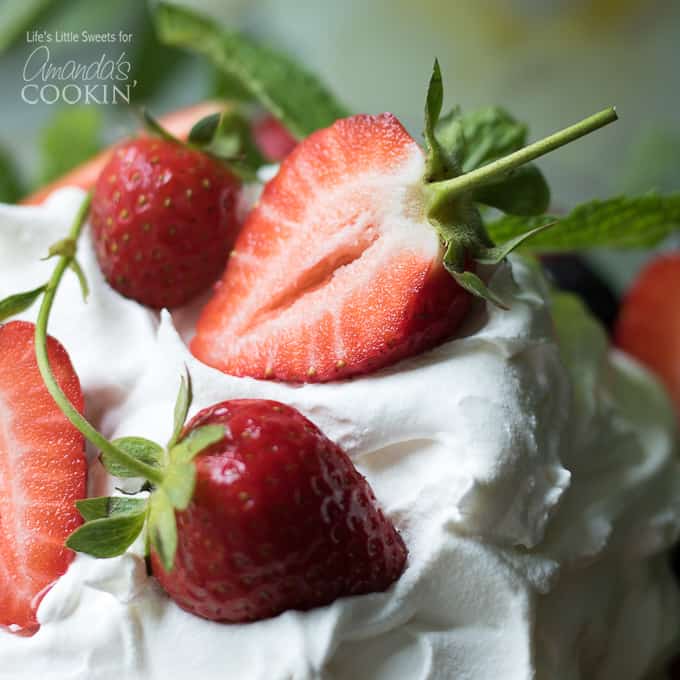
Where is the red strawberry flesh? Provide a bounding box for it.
[151,399,407,622]
[0,321,86,635]
[192,113,471,382]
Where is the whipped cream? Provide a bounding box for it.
[0,188,678,680]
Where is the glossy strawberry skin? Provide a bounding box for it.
[615,252,680,417]
[90,137,241,309]
[151,400,407,623]
[0,321,87,635]
[192,113,472,382]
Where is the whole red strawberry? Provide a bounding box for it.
[150,399,407,622]
[0,321,87,635]
[90,137,240,308]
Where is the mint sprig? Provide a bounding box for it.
[487,194,680,252]
[154,2,349,140]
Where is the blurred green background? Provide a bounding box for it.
[0,0,678,291]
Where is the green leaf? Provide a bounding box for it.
[212,111,266,170]
[163,462,196,511]
[476,221,557,265]
[438,106,527,173]
[148,489,177,571]
[170,424,226,464]
[188,113,221,145]
[486,193,680,252]
[76,496,148,522]
[435,106,550,217]
[473,164,550,216]
[104,437,163,478]
[128,6,189,102]
[168,371,192,449]
[66,511,146,558]
[39,106,103,185]
[211,69,254,101]
[0,146,24,202]
[0,285,46,322]
[449,269,509,310]
[154,2,349,140]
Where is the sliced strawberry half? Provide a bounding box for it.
[0,321,87,635]
[191,113,472,382]
[615,252,680,417]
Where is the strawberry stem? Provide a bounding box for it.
[34,194,165,485]
[426,107,618,212]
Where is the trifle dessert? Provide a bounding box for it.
[1,4,680,679]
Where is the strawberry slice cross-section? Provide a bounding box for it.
[192,113,472,382]
[0,321,87,635]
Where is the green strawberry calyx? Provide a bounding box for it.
[65,370,225,570]
[420,60,617,308]
[141,107,266,182]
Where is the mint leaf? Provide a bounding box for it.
[128,7,189,102]
[168,371,192,449]
[473,164,550,216]
[0,285,46,322]
[171,424,225,464]
[104,437,163,478]
[39,106,103,185]
[211,69,253,101]
[154,2,349,139]
[148,489,177,571]
[66,511,146,558]
[163,462,196,511]
[486,194,680,252]
[438,106,527,172]
[436,106,550,216]
[76,496,148,522]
